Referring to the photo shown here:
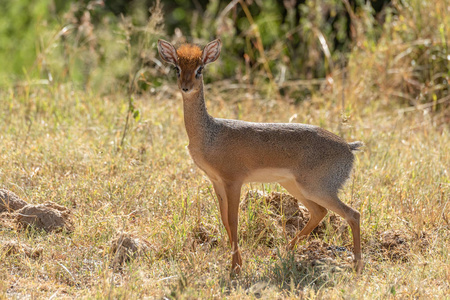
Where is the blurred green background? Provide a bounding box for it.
[0,0,448,109]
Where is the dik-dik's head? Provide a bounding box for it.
[158,39,221,94]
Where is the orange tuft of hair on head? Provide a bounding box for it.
[177,44,202,68]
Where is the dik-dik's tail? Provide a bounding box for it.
[349,141,364,152]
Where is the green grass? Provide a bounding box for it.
[0,77,448,298]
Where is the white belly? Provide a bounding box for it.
[244,168,295,184]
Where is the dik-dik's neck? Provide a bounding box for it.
[181,82,213,145]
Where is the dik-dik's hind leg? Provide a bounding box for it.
[281,180,328,249]
[304,188,363,274]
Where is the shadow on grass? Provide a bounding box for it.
[216,248,354,298]
[268,250,352,292]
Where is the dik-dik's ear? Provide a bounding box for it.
[202,39,221,65]
[158,39,178,65]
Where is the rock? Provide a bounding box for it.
[0,189,28,213]
[15,202,73,233]
[110,232,152,268]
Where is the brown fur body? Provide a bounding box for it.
[157,39,364,275]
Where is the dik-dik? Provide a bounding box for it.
[158,38,364,274]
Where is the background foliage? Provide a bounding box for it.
[1,0,448,109]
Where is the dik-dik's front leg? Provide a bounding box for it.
[211,181,231,243]
[212,179,243,274]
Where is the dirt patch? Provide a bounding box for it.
[15,202,73,233]
[266,192,311,236]
[379,229,411,261]
[0,212,17,230]
[0,189,28,213]
[265,192,303,218]
[414,231,431,251]
[294,239,353,266]
[110,232,152,268]
[366,229,431,262]
[1,240,43,259]
[190,223,218,247]
[241,191,345,246]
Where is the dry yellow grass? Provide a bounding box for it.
[0,73,448,298]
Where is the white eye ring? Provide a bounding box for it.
[196,66,203,78]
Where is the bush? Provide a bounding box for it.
[0,0,448,111]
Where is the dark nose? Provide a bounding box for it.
[182,88,189,92]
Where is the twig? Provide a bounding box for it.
[218,0,240,21]
[57,262,77,284]
[278,79,326,87]
[157,275,178,282]
[240,0,280,98]
[119,103,131,151]
[220,0,281,100]
[313,28,334,73]
[136,173,152,200]
[397,95,450,113]
[213,78,326,93]
[342,0,359,40]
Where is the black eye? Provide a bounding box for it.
[173,66,180,77]
[196,66,203,78]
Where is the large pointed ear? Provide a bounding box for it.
[158,39,178,65]
[202,39,221,65]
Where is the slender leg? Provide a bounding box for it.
[304,188,363,274]
[223,181,243,274]
[281,180,328,249]
[211,180,231,242]
[288,199,327,249]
